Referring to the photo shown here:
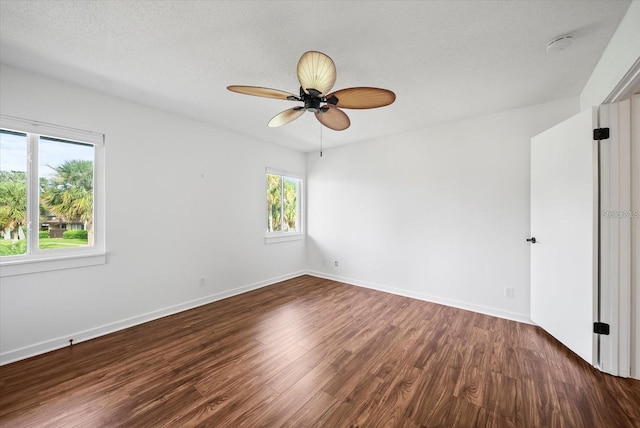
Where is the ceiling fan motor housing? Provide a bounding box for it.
[303,91,322,113]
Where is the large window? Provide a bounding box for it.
[266,168,303,242]
[0,115,105,276]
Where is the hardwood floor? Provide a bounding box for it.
[1,275,639,427]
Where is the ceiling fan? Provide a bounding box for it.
[227,51,395,131]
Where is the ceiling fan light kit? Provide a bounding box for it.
[227,51,395,131]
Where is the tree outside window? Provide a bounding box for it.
[266,172,301,235]
[0,130,95,256]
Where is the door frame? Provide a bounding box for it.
[598,57,639,378]
[597,100,632,377]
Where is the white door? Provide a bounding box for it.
[530,108,598,366]
[530,102,633,376]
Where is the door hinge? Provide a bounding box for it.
[593,322,610,335]
[593,128,610,140]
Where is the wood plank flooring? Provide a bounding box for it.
[1,275,639,427]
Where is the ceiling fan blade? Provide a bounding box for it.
[227,85,297,100]
[297,51,336,96]
[268,107,305,128]
[315,105,350,131]
[326,87,396,109]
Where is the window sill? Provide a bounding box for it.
[0,252,106,277]
[265,233,305,244]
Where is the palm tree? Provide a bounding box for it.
[40,160,94,244]
[283,178,297,231]
[267,174,282,232]
[0,171,27,241]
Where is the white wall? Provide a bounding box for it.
[0,64,307,364]
[581,0,640,109]
[306,97,579,323]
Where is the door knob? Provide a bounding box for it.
[527,237,537,244]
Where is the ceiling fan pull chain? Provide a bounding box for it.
[320,121,323,157]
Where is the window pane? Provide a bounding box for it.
[267,174,282,232]
[0,130,28,255]
[39,136,94,250]
[283,177,297,232]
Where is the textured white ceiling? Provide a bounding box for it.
[0,1,632,152]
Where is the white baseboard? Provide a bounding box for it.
[306,270,534,325]
[2,269,534,365]
[0,271,305,366]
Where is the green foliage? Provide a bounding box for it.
[1,158,94,249]
[41,160,93,223]
[38,238,87,250]
[0,238,26,256]
[0,170,26,183]
[0,171,27,238]
[0,237,88,255]
[63,229,88,240]
[283,178,297,230]
[39,231,49,239]
[267,174,282,232]
[266,174,298,233]
[40,159,94,245]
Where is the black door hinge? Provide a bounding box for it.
[593,128,610,140]
[593,322,610,335]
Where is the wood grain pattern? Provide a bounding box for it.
[1,275,639,427]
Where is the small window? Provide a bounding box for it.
[266,168,303,243]
[0,115,105,276]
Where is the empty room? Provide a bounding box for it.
[1,1,639,427]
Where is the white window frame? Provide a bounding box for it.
[265,167,304,244]
[0,115,106,277]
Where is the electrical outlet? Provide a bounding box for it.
[505,287,514,298]
[334,260,339,267]
[199,277,206,287]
